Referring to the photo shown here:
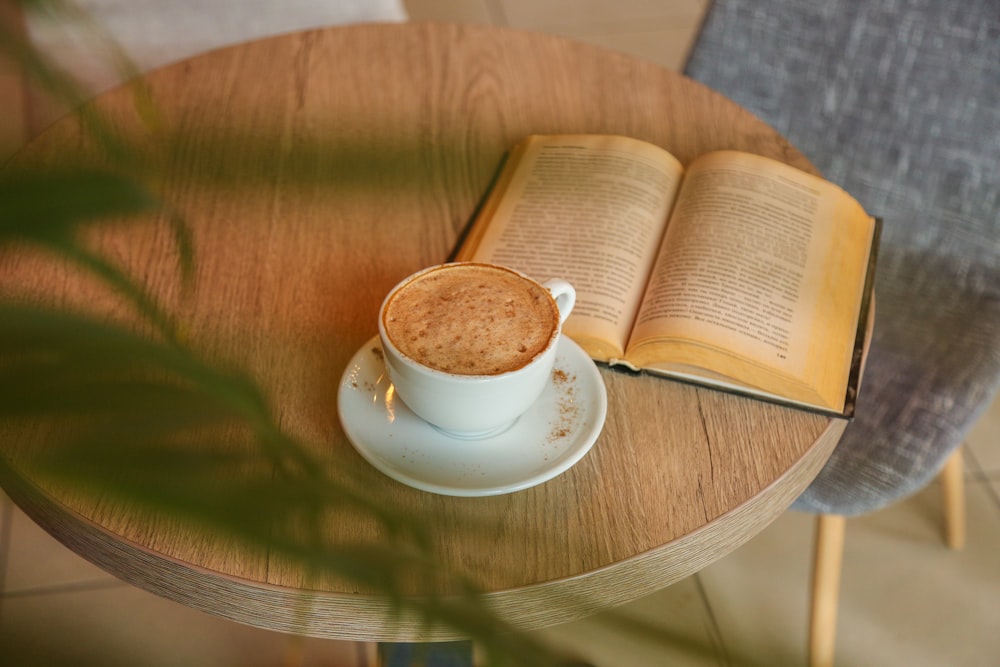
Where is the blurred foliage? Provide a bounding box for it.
[0,3,770,666]
[0,3,566,665]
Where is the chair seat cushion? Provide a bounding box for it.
[685,0,1000,515]
[793,250,1000,515]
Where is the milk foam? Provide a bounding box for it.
[383,264,558,375]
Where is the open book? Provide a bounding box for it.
[454,134,880,417]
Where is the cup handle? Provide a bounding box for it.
[542,279,576,326]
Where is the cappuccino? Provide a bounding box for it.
[382,263,559,375]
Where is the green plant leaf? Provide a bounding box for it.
[0,168,157,239]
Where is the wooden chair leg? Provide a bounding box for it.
[363,642,380,667]
[940,447,966,550]
[810,514,846,667]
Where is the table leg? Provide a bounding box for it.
[378,641,473,667]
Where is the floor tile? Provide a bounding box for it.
[0,0,28,161]
[544,23,701,71]
[533,574,726,666]
[987,478,1000,510]
[3,503,117,594]
[965,393,1000,474]
[965,446,1000,517]
[0,584,366,667]
[699,479,1000,666]
[835,479,1000,666]
[0,494,11,594]
[403,0,498,24]
[697,510,816,666]
[405,0,708,72]
[498,0,707,30]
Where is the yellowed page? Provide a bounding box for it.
[626,151,875,410]
[459,134,684,361]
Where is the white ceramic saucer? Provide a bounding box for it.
[337,335,607,497]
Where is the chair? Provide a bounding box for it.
[684,1,1000,665]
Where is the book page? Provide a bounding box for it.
[626,151,874,409]
[458,135,684,360]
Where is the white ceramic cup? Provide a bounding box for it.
[378,263,575,439]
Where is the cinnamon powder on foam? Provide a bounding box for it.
[384,265,558,375]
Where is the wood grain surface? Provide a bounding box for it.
[0,22,844,640]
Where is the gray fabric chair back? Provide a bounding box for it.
[685,0,1000,515]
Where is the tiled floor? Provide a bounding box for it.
[402,0,709,72]
[4,1,1000,665]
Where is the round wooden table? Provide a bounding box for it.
[0,22,844,641]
